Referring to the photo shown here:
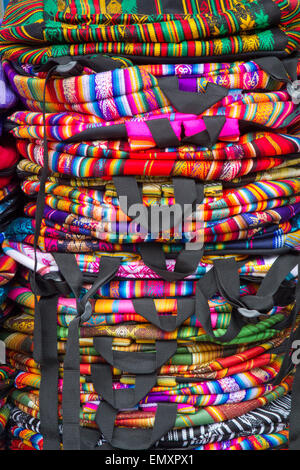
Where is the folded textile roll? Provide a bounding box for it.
[4,58,300,116]
[3,209,300,251]
[193,430,289,450]
[2,338,294,428]
[15,156,300,189]
[0,0,299,63]
[4,58,300,258]
[3,239,299,279]
[6,427,290,451]
[5,394,291,450]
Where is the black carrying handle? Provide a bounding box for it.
[139,243,204,282]
[254,56,297,83]
[196,267,245,343]
[195,253,299,343]
[113,176,205,281]
[213,253,299,314]
[93,337,177,374]
[132,297,194,332]
[157,77,228,115]
[96,401,177,450]
[33,54,124,75]
[91,363,156,409]
[54,254,121,451]
[64,114,227,147]
[113,175,204,229]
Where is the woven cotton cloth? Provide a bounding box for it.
[0,144,17,189]
[6,427,290,450]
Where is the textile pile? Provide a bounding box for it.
[0,0,300,452]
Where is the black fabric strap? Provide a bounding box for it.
[213,254,299,313]
[196,267,245,343]
[140,243,204,281]
[76,55,124,73]
[53,254,83,451]
[62,316,81,450]
[53,254,121,450]
[196,253,299,343]
[183,116,226,148]
[113,176,204,243]
[96,402,177,450]
[52,253,83,297]
[172,176,204,217]
[31,67,66,450]
[64,123,127,144]
[146,118,181,148]
[255,56,292,82]
[289,357,300,450]
[132,297,194,331]
[79,428,102,450]
[91,364,156,409]
[34,55,122,75]
[113,175,205,280]
[113,175,144,215]
[283,55,300,82]
[157,77,228,114]
[203,115,226,147]
[182,130,210,147]
[35,295,60,450]
[93,337,177,374]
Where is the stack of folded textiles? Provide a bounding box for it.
[0,0,300,453]
[0,58,19,451]
[0,249,18,449]
[0,61,20,235]
[0,51,21,339]
[0,366,16,450]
